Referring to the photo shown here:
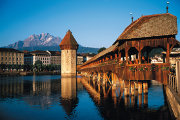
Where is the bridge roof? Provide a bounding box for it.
[115,13,177,43]
[82,42,119,66]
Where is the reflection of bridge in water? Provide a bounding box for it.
[0,75,173,119]
[80,76,148,107]
[80,76,171,120]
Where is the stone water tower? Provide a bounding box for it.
[59,30,79,77]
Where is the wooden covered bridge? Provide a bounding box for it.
[80,13,179,87]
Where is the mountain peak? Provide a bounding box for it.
[5,33,99,53]
[7,33,62,49]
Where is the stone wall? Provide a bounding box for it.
[61,50,76,76]
[165,85,180,119]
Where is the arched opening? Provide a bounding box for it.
[141,46,166,64]
[128,47,139,64]
[119,49,125,62]
[141,46,152,64]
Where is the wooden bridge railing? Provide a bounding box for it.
[168,74,178,93]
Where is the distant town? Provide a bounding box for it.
[0,47,179,75]
[0,47,97,75]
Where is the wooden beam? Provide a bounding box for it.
[119,52,122,62]
[166,41,170,63]
[125,48,128,64]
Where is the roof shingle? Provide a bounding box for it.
[59,30,78,50]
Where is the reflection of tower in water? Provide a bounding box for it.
[60,77,78,116]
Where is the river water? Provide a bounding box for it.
[0,75,173,120]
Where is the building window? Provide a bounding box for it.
[1,57,3,60]
[1,52,3,56]
[5,57,7,60]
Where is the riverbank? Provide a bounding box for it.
[165,85,180,119]
[0,71,60,76]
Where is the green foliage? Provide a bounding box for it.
[150,64,159,71]
[149,48,164,57]
[34,60,43,72]
[161,66,169,71]
[129,66,137,72]
[0,64,6,70]
[120,62,124,67]
[0,61,60,72]
[98,47,106,53]
[137,66,148,71]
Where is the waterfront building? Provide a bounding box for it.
[0,48,24,65]
[59,30,79,77]
[30,50,51,65]
[82,53,96,62]
[47,51,61,65]
[162,48,180,66]
[24,52,33,65]
[77,54,83,65]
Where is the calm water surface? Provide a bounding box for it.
[0,75,173,120]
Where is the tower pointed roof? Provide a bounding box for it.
[59,30,79,50]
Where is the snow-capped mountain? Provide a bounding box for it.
[7,33,61,49]
[4,33,99,53]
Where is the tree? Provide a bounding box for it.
[0,64,6,71]
[7,64,12,71]
[98,47,106,53]
[34,60,43,72]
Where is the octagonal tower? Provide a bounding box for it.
[59,30,79,77]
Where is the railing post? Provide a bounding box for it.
[176,61,180,93]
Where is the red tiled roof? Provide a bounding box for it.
[59,30,78,50]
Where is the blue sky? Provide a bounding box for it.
[0,0,180,48]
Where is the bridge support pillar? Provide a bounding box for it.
[134,82,138,89]
[131,81,135,96]
[124,95,130,107]
[102,73,107,86]
[112,73,118,87]
[143,82,148,94]
[124,81,130,96]
[112,86,117,107]
[131,95,135,108]
[143,93,148,108]
[138,82,142,94]
[97,72,101,83]
[93,73,97,80]
[139,93,142,108]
